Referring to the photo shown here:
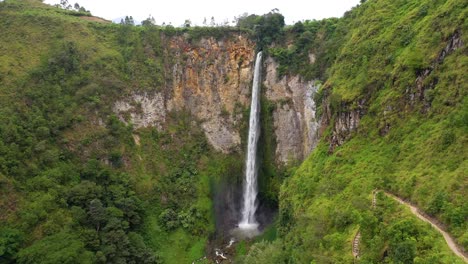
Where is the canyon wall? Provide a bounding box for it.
[263,57,320,163]
[114,34,254,153]
[113,34,321,163]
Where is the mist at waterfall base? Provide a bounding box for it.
[211,52,275,242]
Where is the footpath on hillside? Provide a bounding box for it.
[382,191,468,263]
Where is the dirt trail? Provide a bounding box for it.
[383,191,468,263]
[352,231,361,259]
[79,16,111,23]
[352,191,378,260]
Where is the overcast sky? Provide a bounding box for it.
[44,0,361,26]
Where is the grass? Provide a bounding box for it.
[0,0,466,263]
[0,0,251,262]
[241,0,467,262]
[255,221,278,242]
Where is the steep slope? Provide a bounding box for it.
[0,1,256,263]
[240,0,467,263]
[0,0,466,263]
[0,1,316,263]
[382,191,467,262]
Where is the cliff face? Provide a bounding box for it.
[322,29,464,152]
[113,35,321,162]
[114,34,255,153]
[263,57,320,163]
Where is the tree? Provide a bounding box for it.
[159,208,179,230]
[0,227,23,262]
[238,240,285,264]
[60,0,71,10]
[121,16,135,26]
[236,11,285,49]
[391,239,416,263]
[183,19,191,28]
[142,15,156,27]
[291,21,305,34]
[88,199,106,232]
[72,3,88,13]
[127,232,157,263]
[236,13,259,29]
[67,180,102,207]
[210,16,216,27]
[115,197,142,227]
[16,232,94,264]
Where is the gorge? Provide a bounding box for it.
[0,0,466,263]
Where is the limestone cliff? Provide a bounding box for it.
[113,34,321,162]
[264,57,320,164]
[114,33,255,153]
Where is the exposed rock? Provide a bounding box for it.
[409,30,463,109]
[264,57,320,164]
[437,30,463,64]
[380,105,393,136]
[202,119,241,153]
[112,37,321,160]
[165,34,255,153]
[272,104,302,163]
[318,86,366,152]
[113,92,166,130]
[325,31,464,152]
[113,34,255,153]
[133,134,141,146]
[304,84,321,154]
[309,53,316,64]
[330,107,362,149]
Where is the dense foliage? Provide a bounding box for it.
[236,11,285,50]
[0,1,245,263]
[269,18,343,80]
[241,0,467,263]
[0,0,466,263]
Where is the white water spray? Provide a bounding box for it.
[239,51,262,230]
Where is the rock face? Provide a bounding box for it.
[410,30,463,109]
[114,34,255,153]
[113,93,166,130]
[264,57,320,164]
[329,102,364,151]
[165,35,255,153]
[113,35,321,162]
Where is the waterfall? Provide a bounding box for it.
[239,51,262,230]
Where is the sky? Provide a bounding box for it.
[43,0,361,26]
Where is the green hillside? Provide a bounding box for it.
[241,0,467,263]
[0,0,466,263]
[0,1,245,263]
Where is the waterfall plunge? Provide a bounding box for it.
[239,51,262,231]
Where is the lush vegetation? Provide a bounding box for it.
[0,0,466,263]
[241,0,467,263]
[268,18,343,80]
[0,1,246,263]
[236,11,285,50]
